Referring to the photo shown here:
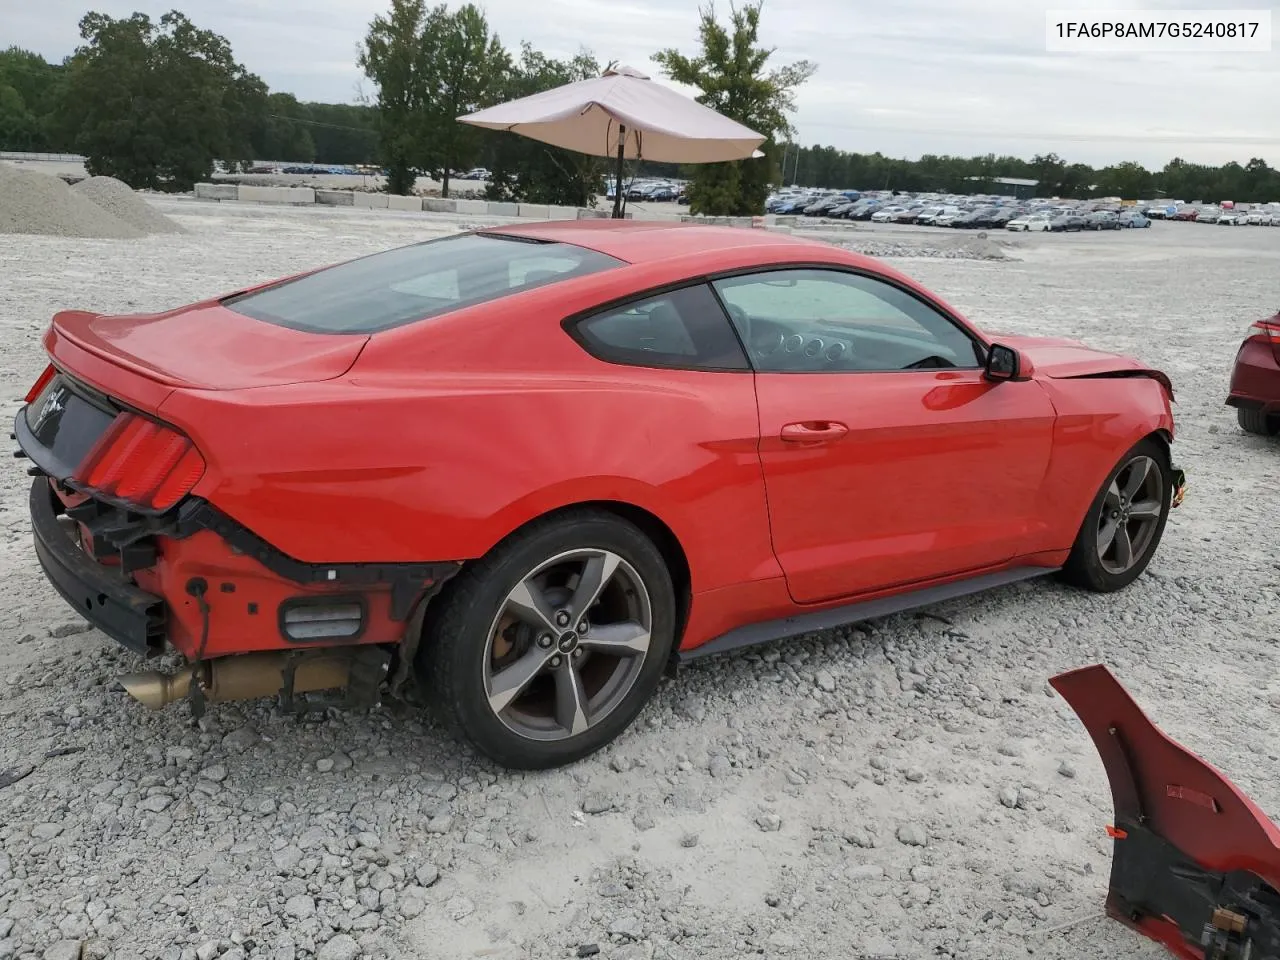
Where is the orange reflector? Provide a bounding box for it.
[1106,825,1128,839]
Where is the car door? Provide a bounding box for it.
[711,267,1057,605]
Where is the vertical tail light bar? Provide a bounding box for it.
[73,412,206,512]
[25,364,56,404]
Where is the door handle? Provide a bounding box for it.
[780,421,848,443]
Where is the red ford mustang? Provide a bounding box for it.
[16,221,1185,768]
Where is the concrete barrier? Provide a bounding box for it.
[387,194,423,212]
[486,201,519,217]
[238,185,315,205]
[424,198,458,213]
[547,206,579,220]
[194,182,238,201]
[517,203,551,220]
[454,199,488,215]
[353,192,390,209]
[315,189,354,206]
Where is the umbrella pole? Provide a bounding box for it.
[612,124,625,219]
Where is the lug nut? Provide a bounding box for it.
[577,620,589,635]
[572,649,583,658]
[538,634,553,648]
[555,610,571,627]
[550,656,562,668]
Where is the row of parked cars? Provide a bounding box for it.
[1149,205,1280,225]
[766,189,1155,232]
[605,178,689,203]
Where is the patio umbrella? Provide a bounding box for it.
[458,65,765,218]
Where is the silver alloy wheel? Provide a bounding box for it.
[482,548,653,742]
[1096,455,1164,575]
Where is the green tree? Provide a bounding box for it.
[249,92,316,163]
[1093,160,1153,199]
[58,11,265,190]
[482,45,604,206]
[361,1,509,196]
[0,48,67,151]
[359,0,429,194]
[418,3,508,197]
[653,2,815,216]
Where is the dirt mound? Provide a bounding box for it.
[0,162,142,239]
[72,176,183,234]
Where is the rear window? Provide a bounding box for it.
[224,233,625,334]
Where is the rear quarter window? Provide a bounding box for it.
[224,233,624,334]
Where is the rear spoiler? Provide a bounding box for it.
[1051,664,1280,959]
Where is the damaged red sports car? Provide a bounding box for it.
[16,221,1185,768]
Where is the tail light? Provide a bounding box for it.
[72,412,205,512]
[1246,316,1280,341]
[25,364,56,403]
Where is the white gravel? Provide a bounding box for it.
[0,163,142,240]
[72,177,183,236]
[2,201,1279,960]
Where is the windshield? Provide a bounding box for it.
[224,233,624,334]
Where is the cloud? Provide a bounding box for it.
[9,0,1279,167]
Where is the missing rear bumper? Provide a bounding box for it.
[29,478,165,655]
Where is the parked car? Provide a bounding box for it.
[1226,310,1280,436]
[1087,211,1122,230]
[1050,214,1089,232]
[1217,211,1244,225]
[870,206,906,222]
[1246,210,1274,226]
[1008,214,1053,232]
[1119,212,1151,228]
[15,222,1185,769]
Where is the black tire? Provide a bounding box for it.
[418,509,676,770]
[1059,437,1172,593]
[1238,407,1280,436]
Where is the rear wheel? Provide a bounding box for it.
[419,510,676,769]
[1237,407,1280,436]
[1060,438,1171,592]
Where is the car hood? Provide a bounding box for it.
[988,333,1156,380]
[48,302,369,390]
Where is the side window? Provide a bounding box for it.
[571,283,750,371]
[711,268,983,373]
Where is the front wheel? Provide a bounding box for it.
[1059,438,1171,592]
[419,509,676,769]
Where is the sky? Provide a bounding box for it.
[7,0,1279,168]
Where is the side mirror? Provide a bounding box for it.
[984,343,1022,382]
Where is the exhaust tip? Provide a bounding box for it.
[118,670,191,710]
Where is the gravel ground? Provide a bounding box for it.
[2,200,1279,960]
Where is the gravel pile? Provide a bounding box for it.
[73,177,183,235]
[835,235,1011,261]
[0,163,143,239]
[1,203,1277,960]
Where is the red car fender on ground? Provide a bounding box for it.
[1051,664,1280,959]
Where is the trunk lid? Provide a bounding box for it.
[49,303,369,391]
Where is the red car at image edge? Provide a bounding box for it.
[1226,310,1280,436]
[15,220,1187,769]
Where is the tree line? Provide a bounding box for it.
[779,145,1280,204]
[0,15,379,189]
